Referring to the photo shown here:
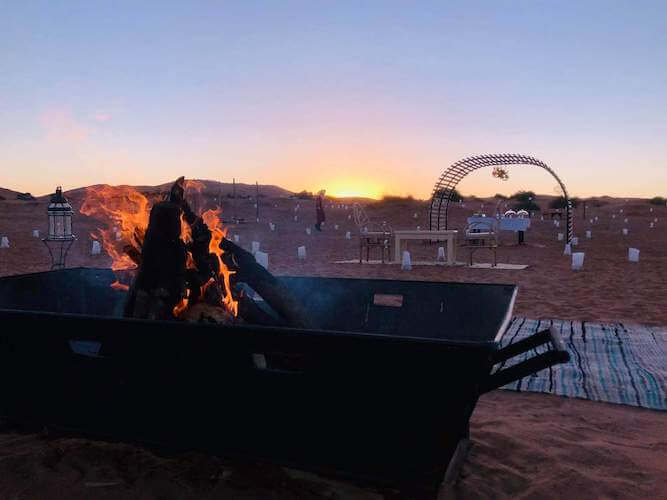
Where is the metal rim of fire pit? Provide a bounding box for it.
[429,153,574,243]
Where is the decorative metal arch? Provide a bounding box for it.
[429,154,573,242]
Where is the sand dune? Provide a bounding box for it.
[0,188,665,497]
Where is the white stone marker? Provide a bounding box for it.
[348,214,352,220]
[437,246,446,261]
[32,229,40,238]
[251,241,260,254]
[334,224,339,230]
[595,216,599,221]
[540,215,544,221]
[650,222,654,228]
[586,230,592,239]
[255,251,269,269]
[654,217,658,222]
[269,223,275,231]
[345,231,351,239]
[563,243,572,256]
[554,220,560,228]
[91,240,101,255]
[294,215,298,222]
[624,218,628,223]
[297,246,306,260]
[622,228,628,235]
[253,203,257,209]
[305,228,311,235]
[628,248,640,262]
[413,213,418,219]
[115,231,122,241]
[557,233,564,241]
[612,214,616,219]
[572,237,579,246]
[589,219,593,224]
[620,209,623,213]
[650,208,653,212]
[401,251,412,270]
[233,235,240,243]
[572,252,585,271]
[256,217,260,223]
[416,226,421,231]
[0,237,9,248]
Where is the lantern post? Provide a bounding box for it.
[42,186,76,269]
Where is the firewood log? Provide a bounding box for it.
[124,200,186,319]
[219,238,314,329]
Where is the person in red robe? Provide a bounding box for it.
[315,190,326,231]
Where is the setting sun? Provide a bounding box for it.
[326,179,385,200]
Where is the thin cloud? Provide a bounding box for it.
[38,108,89,144]
[93,112,112,123]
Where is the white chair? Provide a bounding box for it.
[463,219,498,266]
[352,204,392,263]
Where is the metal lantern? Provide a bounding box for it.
[48,187,74,240]
[43,186,76,269]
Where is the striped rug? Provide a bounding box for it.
[497,318,667,411]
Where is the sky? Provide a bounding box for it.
[1,1,666,199]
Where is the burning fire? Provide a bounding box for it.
[110,280,130,291]
[180,213,193,244]
[81,181,238,320]
[173,289,190,317]
[202,207,238,317]
[80,185,151,270]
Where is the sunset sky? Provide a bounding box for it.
[2,1,666,199]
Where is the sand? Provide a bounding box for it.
[1,190,666,497]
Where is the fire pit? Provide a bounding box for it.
[0,267,569,494]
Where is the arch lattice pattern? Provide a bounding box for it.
[429,154,573,242]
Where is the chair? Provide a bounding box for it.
[352,204,392,263]
[463,219,498,266]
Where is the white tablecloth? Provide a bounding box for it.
[467,216,530,232]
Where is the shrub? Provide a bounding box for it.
[512,200,541,212]
[549,196,578,209]
[432,188,463,202]
[381,194,414,203]
[494,193,508,200]
[510,190,537,202]
[295,190,314,200]
[649,196,666,206]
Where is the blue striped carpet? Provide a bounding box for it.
[497,318,667,411]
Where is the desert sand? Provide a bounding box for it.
[0,186,666,498]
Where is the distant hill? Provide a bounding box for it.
[29,179,294,201]
[0,187,38,202]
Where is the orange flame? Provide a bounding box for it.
[184,179,206,215]
[180,213,193,244]
[184,179,205,193]
[80,185,151,270]
[173,289,190,317]
[202,207,238,316]
[110,280,130,291]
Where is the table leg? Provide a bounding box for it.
[447,236,456,265]
[394,236,401,263]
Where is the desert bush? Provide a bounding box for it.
[588,198,609,207]
[295,190,314,200]
[432,188,463,202]
[494,193,508,200]
[549,196,578,209]
[510,190,537,202]
[649,196,666,205]
[512,200,541,212]
[381,194,414,203]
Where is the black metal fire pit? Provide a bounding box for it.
[0,268,569,494]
